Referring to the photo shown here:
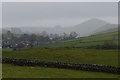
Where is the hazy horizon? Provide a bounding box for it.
[2,2,118,28]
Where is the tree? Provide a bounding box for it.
[70,32,78,39]
[41,31,48,37]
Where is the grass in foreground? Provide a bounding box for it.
[0,64,2,79]
[2,64,119,78]
[3,48,118,66]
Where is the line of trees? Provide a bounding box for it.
[2,31,78,49]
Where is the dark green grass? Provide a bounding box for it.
[2,64,119,78]
[2,43,119,78]
[3,48,118,66]
[0,64,1,79]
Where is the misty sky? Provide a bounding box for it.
[2,2,118,28]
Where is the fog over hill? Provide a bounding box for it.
[2,2,118,37]
[2,19,118,37]
[92,24,118,35]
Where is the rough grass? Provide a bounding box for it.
[2,64,119,78]
[3,48,118,66]
[2,45,119,78]
[0,64,2,79]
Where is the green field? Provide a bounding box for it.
[0,64,2,79]
[37,32,118,48]
[2,31,119,78]
[2,48,118,66]
[2,48,119,78]
[2,64,119,78]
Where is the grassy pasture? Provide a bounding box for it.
[2,64,119,78]
[3,48,118,66]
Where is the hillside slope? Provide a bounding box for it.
[91,24,118,35]
[37,31,118,48]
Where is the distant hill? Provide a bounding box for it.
[91,24,118,35]
[3,19,118,37]
[10,18,109,37]
[69,18,109,36]
[2,28,22,34]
